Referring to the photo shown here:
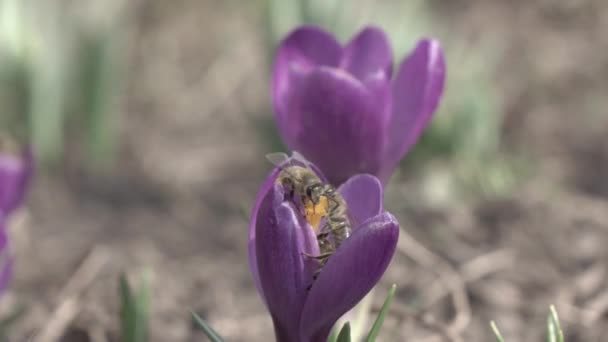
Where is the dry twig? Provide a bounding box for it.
[33,246,111,342]
[396,228,471,342]
[426,249,516,307]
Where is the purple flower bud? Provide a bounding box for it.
[248,153,398,341]
[272,26,446,186]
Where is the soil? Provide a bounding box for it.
[4,0,608,341]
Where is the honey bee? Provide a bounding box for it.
[266,152,329,224]
[266,152,352,278]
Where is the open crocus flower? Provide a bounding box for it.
[249,152,398,341]
[272,26,446,186]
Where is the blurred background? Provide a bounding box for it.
[1,0,608,340]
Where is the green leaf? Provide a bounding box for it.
[191,311,224,342]
[336,322,351,342]
[0,304,27,340]
[365,284,396,342]
[266,0,303,43]
[29,53,68,165]
[327,327,338,342]
[136,271,152,341]
[119,271,151,342]
[547,305,564,342]
[490,321,505,342]
[119,274,134,337]
[77,30,118,164]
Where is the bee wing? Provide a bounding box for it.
[291,151,331,183]
[265,152,290,168]
[267,151,312,168]
[290,151,309,164]
[266,152,304,184]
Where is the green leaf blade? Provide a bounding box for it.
[119,272,151,342]
[490,320,505,342]
[119,274,135,342]
[547,305,564,342]
[365,284,396,342]
[191,311,225,342]
[327,328,338,342]
[336,322,351,342]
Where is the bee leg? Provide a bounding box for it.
[301,251,317,258]
[329,198,340,210]
[316,232,329,239]
[324,222,348,237]
[301,251,332,261]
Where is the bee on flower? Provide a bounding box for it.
[249,151,398,342]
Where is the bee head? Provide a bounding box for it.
[306,184,324,204]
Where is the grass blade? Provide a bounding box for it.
[191,311,224,342]
[119,272,151,342]
[547,305,564,342]
[135,270,151,342]
[336,321,351,342]
[119,274,134,341]
[327,327,338,342]
[365,284,396,342]
[490,320,505,342]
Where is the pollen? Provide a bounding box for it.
[304,196,329,232]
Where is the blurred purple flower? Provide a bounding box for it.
[0,146,33,295]
[248,154,398,342]
[0,147,33,218]
[272,26,446,186]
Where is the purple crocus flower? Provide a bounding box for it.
[249,153,398,342]
[272,26,446,186]
[0,146,33,217]
[0,146,33,295]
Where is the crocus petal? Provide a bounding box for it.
[256,184,319,341]
[282,67,389,186]
[0,224,11,295]
[340,26,393,82]
[273,26,342,136]
[338,174,383,228]
[0,148,32,216]
[385,39,446,170]
[248,168,281,304]
[300,213,399,341]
